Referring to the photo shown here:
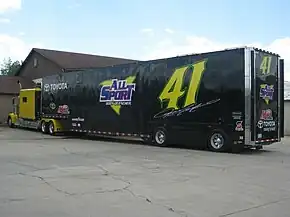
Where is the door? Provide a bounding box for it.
[253,50,280,142]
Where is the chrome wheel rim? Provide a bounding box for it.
[210,133,224,149]
[49,123,54,134]
[41,122,46,132]
[155,130,165,144]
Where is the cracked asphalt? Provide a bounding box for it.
[1,127,290,217]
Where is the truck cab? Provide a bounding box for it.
[7,88,42,128]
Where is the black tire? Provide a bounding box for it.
[7,117,14,128]
[48,121,55,136]
[207,129,229,152]
[41,121,48,134]
[153,127,168,147]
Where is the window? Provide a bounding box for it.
[22,97,27,103]
[33,58,38,68]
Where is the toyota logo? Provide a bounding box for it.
[257,120,263,129]
[44,84,50,92]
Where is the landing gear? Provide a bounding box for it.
[255,145,263,150]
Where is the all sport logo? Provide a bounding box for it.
[259,84,274,104]
[100,78,136,106]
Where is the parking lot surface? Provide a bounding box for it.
[0,127,290,217]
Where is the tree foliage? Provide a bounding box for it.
[0,58,22,76]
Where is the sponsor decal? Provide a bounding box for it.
[99,76,136,115]
[260,109,273,120]
[235,121,244,132]
[71,117,84,122]
[57,104,70,115]
[232,111,242,120]
[100,78,136,105]
[43,82,68,92]
[259,84,274,104]
[257,120,276,132]
[257,120,264,129]
[49,102,56,110]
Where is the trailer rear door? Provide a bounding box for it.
[252,50,281,143]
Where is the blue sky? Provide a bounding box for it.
[0,0,290,76]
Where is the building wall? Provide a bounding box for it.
[284,101,290,136]
[19,51,62,80]
[0,94,15,124]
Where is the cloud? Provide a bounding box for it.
[0,18,10,23]
[164,28,174,34]
[140,28,154,36]
[0,34,44,62]
[68,2,81,9]
[141,34,290,80]
[0,0,21,13]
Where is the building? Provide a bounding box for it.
[0,76,35,124]
[14,48,137,84]
[0,48,137,124]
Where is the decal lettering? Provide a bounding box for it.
[235,121,244,132]
[99,76,136,115]
[259,84,274,104]
[260,109,273,120]
[260,55,272,75]
[232,111,242,120]
[159,59,207,110]
[257,120,276,132]
[43,83,68,92]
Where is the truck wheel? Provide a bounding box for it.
[207,130,229,152]
[153,127,167,147]
[7,117,14,128]
[48,121,55,136]
[41,121,48,134]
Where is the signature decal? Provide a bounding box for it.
[153,98,220,119]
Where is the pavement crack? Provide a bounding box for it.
[219,197,290,217]
[125,188,189,217]
[9,161,53,172]
[95,164,189,216]
[18,172,74,196]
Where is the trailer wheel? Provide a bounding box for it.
[48,121,55,136]
[207,129,229,152]
[41,121,48,134]
[7,117,14,128]
[153,127,168,146]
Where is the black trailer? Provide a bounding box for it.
[41,47,284,152]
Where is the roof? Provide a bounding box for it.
[0,76,35,94]
[15,48,137,76]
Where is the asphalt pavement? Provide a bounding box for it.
[0,127,290,217]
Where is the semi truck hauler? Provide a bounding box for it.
[7,87,70,135]
[41,47,284,153]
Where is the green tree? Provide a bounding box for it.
[0,58,22,76]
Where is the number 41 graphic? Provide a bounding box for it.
[158,59,207,110]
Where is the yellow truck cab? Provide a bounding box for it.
[7,87,64,135]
